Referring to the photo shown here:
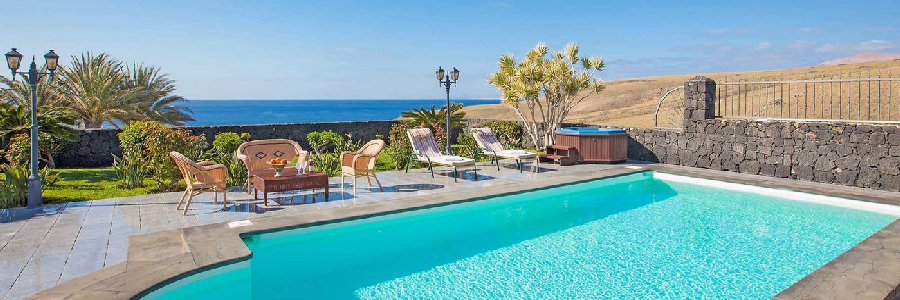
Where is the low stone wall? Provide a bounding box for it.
[55,121,396,168]
[56,118,524,168]
[626,119,900,192]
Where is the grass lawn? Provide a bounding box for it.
[43,168,152,203]
[42,160,404,204]
[29,149,521,204]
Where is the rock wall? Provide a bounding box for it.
[626,120,900,191]
[55,121,396,168]
[56,118,521,168]
[624,76,900,192]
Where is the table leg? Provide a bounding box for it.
[264,191,268,206]
[324,186,329,201]
[254,188,258,200]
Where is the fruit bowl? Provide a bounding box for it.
[268,158,288,177]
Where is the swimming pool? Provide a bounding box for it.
[143,172,898,299]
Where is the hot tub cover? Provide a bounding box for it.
[555,127,627,135]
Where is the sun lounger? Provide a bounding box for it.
[471,127,539,172]
[405,128,477,182]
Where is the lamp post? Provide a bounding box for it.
[435,66,459,154]
[5,48,59,208]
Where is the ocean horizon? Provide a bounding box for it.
[181,99,500,126]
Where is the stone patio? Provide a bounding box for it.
[0,162,608,299]
[3,162,900,299]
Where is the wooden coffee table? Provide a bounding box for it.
[251,167,329,205]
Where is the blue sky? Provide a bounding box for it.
[2,1,898,100]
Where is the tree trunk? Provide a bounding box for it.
[43,152,56,169]
[510,106,541,149]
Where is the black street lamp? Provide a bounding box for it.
[435,66,459,154]
[5,48,59,208]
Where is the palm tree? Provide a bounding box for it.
[400,103,466,130]
[0,68,63,109]
[125,64,193,126]
[56,52,136,128]
[0,102,76,167]
[400,103,466,150]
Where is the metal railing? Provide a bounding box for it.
[716,76,900,122]
[653,85,685,129]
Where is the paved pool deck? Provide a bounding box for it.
[1,162,899,299]
[0,162,608,299]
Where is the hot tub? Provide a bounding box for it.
[554,127,628,163]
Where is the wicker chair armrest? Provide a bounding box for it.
[197,160,216,166]
[202,163,227,170]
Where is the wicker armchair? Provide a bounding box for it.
[340,139,385,195]
[169,151,229,215]
[236,139,309,194]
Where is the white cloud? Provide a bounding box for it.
[707,28,753,35]
[814,39,895,53]
[334,47,361,54]
[859,40,894,52]
[795,27,821,33]
[788,40,815,51]
[708,28,731,35]
[755,42,772,50]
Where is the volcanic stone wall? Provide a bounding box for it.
[625,76,900,192]
[55,121,396,167]
[626,120,900,191]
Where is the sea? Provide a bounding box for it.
[181,99,499,126]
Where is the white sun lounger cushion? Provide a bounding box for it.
[431,155,475,166]
[496,150,537,159]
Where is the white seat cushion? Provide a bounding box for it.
[495,150,537,159]
[430,155,475,166]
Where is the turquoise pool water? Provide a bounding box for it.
[144,172,897,299]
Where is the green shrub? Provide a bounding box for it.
[0,103,77,168]
[0,163,27,208]
[454,133,480,158]
[3,135,29,166]
[112,154,145,189]
[204,132,251,187]
[306,131,362,177]
[478,120,524,149]
[307,130,343,155]
[386,123,415,170]
[118,121,207,191]
[312,152,341,177]
[381,144,409,171]
[388,123,413,152]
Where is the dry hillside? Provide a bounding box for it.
[463,58,900,128]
